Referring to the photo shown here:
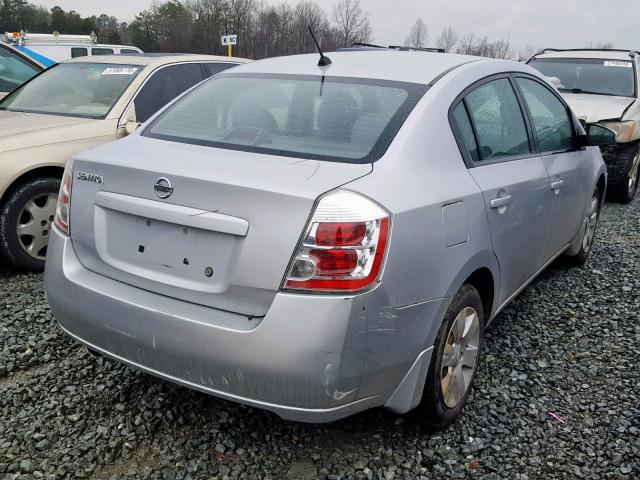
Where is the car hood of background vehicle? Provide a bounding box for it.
[562,93,635,123]
[0,110,108,153]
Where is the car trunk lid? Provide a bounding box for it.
[69,136,372,317]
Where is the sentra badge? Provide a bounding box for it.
[77,171,104,184]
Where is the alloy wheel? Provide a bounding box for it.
[582,196,599,254]
[16,192,57,260]
[441,306,480,408]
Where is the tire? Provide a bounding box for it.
[612,145,640,204]
[0,177,61,271]
[415,284,484,430]
[567,188,600,266]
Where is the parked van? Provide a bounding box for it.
[4,31,142,65]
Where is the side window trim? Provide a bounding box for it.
[462,99,481,159]
[507,74,538,154]
[448,72,538,168]
[512,73,580,156]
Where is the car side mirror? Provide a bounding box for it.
[582,124,617,147]
[123,105,140,135]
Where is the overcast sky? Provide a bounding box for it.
[34,0,637,53]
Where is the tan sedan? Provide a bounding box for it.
[0,53,250,270]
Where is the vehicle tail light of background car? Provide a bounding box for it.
[54,160,73,236]
[284,190,390,293]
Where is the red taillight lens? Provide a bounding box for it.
[316,222,366,246]
[310,248,358,276]
[284,191,390,293]
[54,165,73,236]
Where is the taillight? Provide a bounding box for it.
[54,162,73,236]
[284,190,390,293]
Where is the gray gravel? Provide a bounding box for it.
[1,198,639,480]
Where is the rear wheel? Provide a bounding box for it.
[416,284,484,430]
[613,146,640,204]
[567,188,600,266]
[0,177,60,271]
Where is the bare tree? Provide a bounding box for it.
[292,1,329,54]
[491,38,512,59]
[435,25,457,52]
[517,44,536,61]
[332,0,371,47]
[457,33,476,55]
[405,17,427,48]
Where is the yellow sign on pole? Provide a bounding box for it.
[222,35,237,57]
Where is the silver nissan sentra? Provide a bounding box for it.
[44,50,611,429]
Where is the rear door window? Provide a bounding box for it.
[516,77,577,152]
[463,78,531,161]
[71,47,87,58]
[143,73,427,163]
[134,63,205,122]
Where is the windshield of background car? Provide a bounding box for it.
[529,58,635,97]
[0,62,142,118]
[143,73,428,163]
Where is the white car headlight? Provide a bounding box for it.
[597,120,639,143]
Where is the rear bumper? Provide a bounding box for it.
[44,227,447,422]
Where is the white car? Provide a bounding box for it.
[528,48,640,203]
[0,53,250,270]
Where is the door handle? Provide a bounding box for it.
[490,195,512,209]
[551,179,564,192]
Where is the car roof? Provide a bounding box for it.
[533,49,636,61]
[230,51,488,85]
[63,53,252,67]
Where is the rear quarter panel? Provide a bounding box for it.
[349,61,527,312]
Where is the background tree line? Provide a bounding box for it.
[1,0,614,61]
[0,0,373,57]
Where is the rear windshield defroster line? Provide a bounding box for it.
[142,73,429,164]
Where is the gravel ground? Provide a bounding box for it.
[1,199,639,480]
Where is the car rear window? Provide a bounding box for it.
[143,73,428,163]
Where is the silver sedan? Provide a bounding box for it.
[45,50,610,429]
